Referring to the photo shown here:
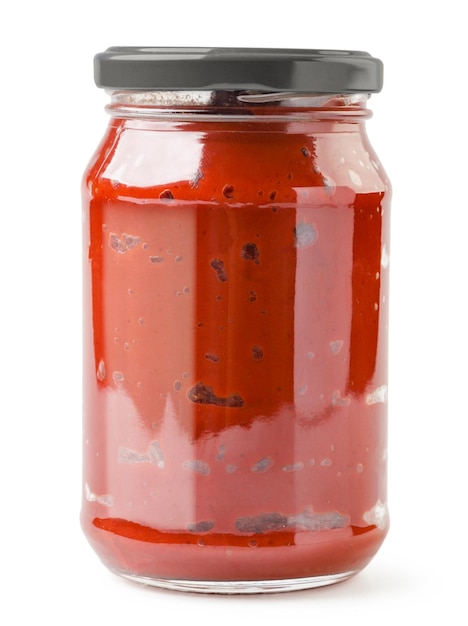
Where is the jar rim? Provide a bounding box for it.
[94,47,383,94]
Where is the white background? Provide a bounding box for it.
[1,1,467,623]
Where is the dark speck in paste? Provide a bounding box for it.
[235,512,288,534]
[159,189,174,200]
[222,184,235,199]
[252,346,264,360]
[187,382,245,408]
[210,258,228,282]
[241,243,260,264]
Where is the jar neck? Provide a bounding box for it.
[105,90,372,122]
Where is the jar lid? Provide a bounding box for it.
[94,47,383,93]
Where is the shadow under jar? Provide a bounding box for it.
[81,47,391,594]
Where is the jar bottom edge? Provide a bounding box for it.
[114,569,358,594]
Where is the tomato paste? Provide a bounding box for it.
[82,48,390,593]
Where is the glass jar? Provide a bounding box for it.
[81,48,391,593]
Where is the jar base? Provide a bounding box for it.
[115,569,357,594]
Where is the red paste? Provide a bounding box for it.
[82,105,390,584]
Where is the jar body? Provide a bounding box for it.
[81,93,390,592]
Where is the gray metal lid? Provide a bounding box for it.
[94,47,383,93]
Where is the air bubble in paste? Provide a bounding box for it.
[216,444,226,461]
[85,483,113,507]
[183,459,211,476]
[329,339,344,356]
[96,359,106,381]
[381,244,389,269]
[363,500,388,529]
[294,222,318,248]
[366,384,388,405]
[112,371,124,384]
[187,520,215,533]
[235,508,349,534]
[283,462,304,472]
[108,232,141,254]
[251,457,274,473]
[118,440,164,469]
[331,390,350,406]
